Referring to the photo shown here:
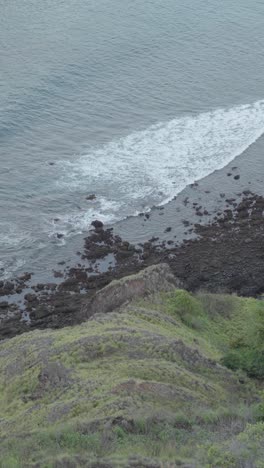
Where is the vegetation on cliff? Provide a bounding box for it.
[0,271,264,467]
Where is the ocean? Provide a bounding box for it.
[1,0,264,279]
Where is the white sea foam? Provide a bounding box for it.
[0,223,30,278]
[57,100,264,231]
[0,257,26,280]
[0,223,32,248]
[48,198,124,239]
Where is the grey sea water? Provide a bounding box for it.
[1,0,264,279]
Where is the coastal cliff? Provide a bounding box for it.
[0,266,264,467]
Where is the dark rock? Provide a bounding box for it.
[165,227,172,233]
[86,245,111,259]
[149,236,159,242]
[234,175,240,180]
[143,242,151,250]
[86,194,96,201]
[91,220,104,229]
[0,281,15,296]
[4,281,14,291]
[53,271,64,278]
[32,305,53,320]
[18,272,32,282]
[224,210,233,220]
[142,252,150,260]
[182,220,190,227]
[120,241,130,251]
[46,283,57,291]
[24,293,37,303]
[117,249,135,259]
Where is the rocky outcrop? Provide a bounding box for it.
[82,263,181,318]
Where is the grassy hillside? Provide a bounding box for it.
[0,288,264,467]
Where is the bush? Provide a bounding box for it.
[206,444,236,467]
[167,290,205,328]
[197,292,237,319]
[252,402,264,422]
[221,349,264,379]
[0,456,20,468]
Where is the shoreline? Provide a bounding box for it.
[1,135,264,339]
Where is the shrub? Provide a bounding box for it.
[252,402,264,422]
[222,350,264,379]
[197,292,237,319]
[207,446,236,467]
[114,426,127,441]
[0,456,20,468]
[167,290,204,328]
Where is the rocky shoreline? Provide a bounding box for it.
[1,187,263,340]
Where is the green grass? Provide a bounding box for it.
[0,288,264,467]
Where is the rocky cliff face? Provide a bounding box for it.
[0,267,264,467]
[82,263,182,318]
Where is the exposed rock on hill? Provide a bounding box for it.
[83,263,182,318]
[0,268,264,466]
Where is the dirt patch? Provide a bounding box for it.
[112,379,195,402]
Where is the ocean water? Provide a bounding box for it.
[1,0,264,278]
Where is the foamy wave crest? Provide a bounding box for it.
[58,99,264,229]
[48,198,124,240]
